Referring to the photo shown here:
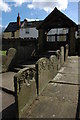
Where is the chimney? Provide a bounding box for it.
[17,13,21,29]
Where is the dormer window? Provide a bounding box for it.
[11,31,15,37]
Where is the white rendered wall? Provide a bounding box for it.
[19,27,38,38]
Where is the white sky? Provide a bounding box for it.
[0,0,79,12]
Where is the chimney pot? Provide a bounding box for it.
[17,12,21,29]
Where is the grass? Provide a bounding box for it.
[0,50,7,56]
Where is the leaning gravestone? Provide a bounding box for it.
[36,57,50,95]
[6,48,16,70]
[2,48,16,72]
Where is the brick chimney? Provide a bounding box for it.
[17,13,20,29]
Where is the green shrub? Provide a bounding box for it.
[0,50,7,56]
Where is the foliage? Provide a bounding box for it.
[0,50,7,56]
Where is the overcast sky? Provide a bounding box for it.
[0,0,79,28]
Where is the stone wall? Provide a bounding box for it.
[2,38,38,69]
[14,44,69,118]
[2,38,37,50]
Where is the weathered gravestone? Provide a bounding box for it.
[36,57,50,95]
[56,50,61,70]
[65,44,69,61]
[49,55,57,79]
[2,55,7,73]
[2,48,16,72]
[60,46,64,66]
[14,67,37,118]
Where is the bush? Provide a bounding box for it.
[0,50,7,56]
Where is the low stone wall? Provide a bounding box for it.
[14,67,37,118]
[2,38,38,69]
[14,44,35,65]
[2,38,37,50]
[14,44,69,118]
[2,44,36,72]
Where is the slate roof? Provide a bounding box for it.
[4,21,24,32]
[4,20,43,32]
[27,21,43,28]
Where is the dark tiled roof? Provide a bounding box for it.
[4,20,43,32]
[28,21,43,28]
[4,21,24,32]
[21,20,43,28]
[38,7,77,29]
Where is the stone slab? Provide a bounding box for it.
[51,73,79,85]
[41,83,79,102]
[21,64,35,68]
[0,72,16,92]
[25,95,78,118]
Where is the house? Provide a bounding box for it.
[3,13,42,39]
[3,11,72,40]
[3,12,70,39]
[3,13,23,39]
[19,19,42,39]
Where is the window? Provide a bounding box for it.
[11,32,15,37]
[47,35,55,42]
[57,35,66,41]
[25,28,29,34]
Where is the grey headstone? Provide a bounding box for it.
[14,67,37,118]
[60,46,64,65]
[49,55,57,79]
[65,44,69,61]
[36,57,50,95]
[6,48,16,70]
[56,50,61,70]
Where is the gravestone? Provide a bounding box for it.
[60,46,64,65]
[14,67,37,118]
[49,55,57,79]
[56,50,61,70]
[36,57,50,95]
[65,44,69,61]
[6,48,16,70]
[2,48,16,72]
